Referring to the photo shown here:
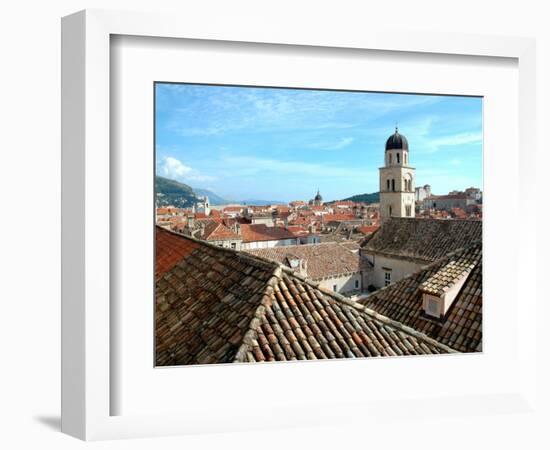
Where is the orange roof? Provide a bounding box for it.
[156,227,199,281]
[239,224,296,243]
[357,225,380,235]
[223,206,243,212]
[289,216,312,226]
[197,217,223,224]
[286,225,309,236]
[332,201,354,207]
[322,214,356,222]
[203,222,241,241]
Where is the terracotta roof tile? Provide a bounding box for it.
[357,225,380,235]
[360,242,482,353]
[155,229,454,366]
[362,218,482,262]
[239,224,296,243]
[245,243,360,280]
[155,227,200,281]
[322,214,356,222]
[202,221,241,241]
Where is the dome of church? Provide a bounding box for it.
[314,190,322,201]
[385,127,408,151]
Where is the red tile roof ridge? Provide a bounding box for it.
[272,264,457,354]
[233,266,283,363]
[156,227,457,364]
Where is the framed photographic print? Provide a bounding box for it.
[153,83,482,367]
[61,9,537,441]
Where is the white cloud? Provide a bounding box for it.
[219,155,374,180]
[160,156,192,178]
[163,85,442,137]
[308,137,354,150]
[158,156,215,183]
[412,130,483,154]
[432,132,482,147]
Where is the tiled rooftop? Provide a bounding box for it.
[156,227,200,281]
[202,221,241,241]
[419,259,475,296]
[357,225,380,235]
[155,227,454,366]
[322,214,356,222]
[362,218,482,263]
[360,242,482,353]
[239,224,296,243]
[245,242,360,280]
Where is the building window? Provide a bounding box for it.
[386,179,390,191]
[396,153,400,164]
[384,271,391,286]
[231,242,236,249]
[355,279,359,289]
[388,154,392,164]
[333,285,337,292]
[404,153,407,164]
[406,205,411,217]
[391,179,395,191]
[388,205,392,216]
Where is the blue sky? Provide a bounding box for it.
[155,83,482,203]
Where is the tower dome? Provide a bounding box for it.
[314,189,322,202]
[385,127,408,151]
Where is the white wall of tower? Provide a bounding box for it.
[379,142,416,220]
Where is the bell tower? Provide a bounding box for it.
[379,127,416,221]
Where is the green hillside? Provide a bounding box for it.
[341,192,380,203]
[155,176,199,208]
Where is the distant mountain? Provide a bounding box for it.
[240,199,287,206]
[156,175,287,207]
[340,192,380,204]
[155,176,199,208]
[193,188,229,206]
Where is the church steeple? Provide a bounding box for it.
[313,189,323,206]
[379,128,416,221]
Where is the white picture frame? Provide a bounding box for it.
[61,9,537,441]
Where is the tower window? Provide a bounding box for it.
[388,154,392,164]
[404,153,407,164]
[392,179,395,191]
[386,179,390,191]
[389,205,392,216]
[406,205,412,216]
[397,153,400,164]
